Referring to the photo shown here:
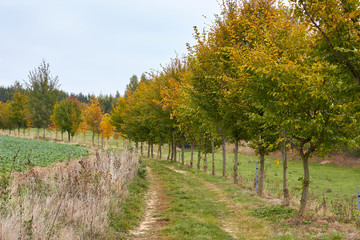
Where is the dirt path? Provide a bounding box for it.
[133,161,274,240]
[128,167,168,240]
[201,180,273,239]
[131,160,360,240]
[164,165,240,239]
[164,165,272,239]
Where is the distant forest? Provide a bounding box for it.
[0,81,121,114]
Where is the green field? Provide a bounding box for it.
[178,149,360,203]
[0,135,89,175]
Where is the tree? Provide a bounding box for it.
[125,75,139,97]
[85,98,103,146]
[8,91,29,136]
[26,60,59,137]
[227,0,359,214]
[188,0,254,181]
[52,97,82,141]
[0,81,24,102]
[0,101,12,132]
[98,94,117,113]
[290,0,360,86]
[78,115,89,144]
[100,113,115,147]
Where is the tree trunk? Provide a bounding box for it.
[61,132,63,141]
[147,140,150,158]
[18,127,20,136]
[172,132,177,162]
[222,136,227,177]
[234,139,239,184]
[101,137,104,148]
[203,145,208,172]
[135,140,139,154]
[181,143,185,165]
[170,140,174,161]
[190,139,195,168]
[281,131,290,206]
[97,132,100,146]
[299,155,310,216]
[43,127,45,138]
[141,142,143,156]
[37,128,40,138]
[151,141,154,158]
[211,139,215,176]
[197,149,201,170]
[257,152,265,196]
[158,138,162,159]
[167,143,171,161]
[68,131,71,142]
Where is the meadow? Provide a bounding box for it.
[179,149,360,203]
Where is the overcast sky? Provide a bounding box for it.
[0,0,220,96]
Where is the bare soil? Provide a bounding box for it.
[128,167,169,240]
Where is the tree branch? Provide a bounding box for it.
[299,0,360,86]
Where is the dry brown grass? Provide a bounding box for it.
[0,150,139,239]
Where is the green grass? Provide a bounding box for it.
[147,159,355,240]
[0,135,89,175]
[148,159,241,240]
[179,148,360,202]
[252,205,298,221]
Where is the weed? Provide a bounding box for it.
[0,150,140,239]
[252,205,297,221]
[331,196,358,223]
[107,160,149,236]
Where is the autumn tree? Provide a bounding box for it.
[290,0,360,86]
[26,60,60,137]
[52,97,82,141]
[0,101,12,133]
[78,115,89,144]
[100,113,115,147]
[227,0,359,214]
[188,0,254,182]
[85,98,103,146]
[110,96,127,139]
[8,91,29,136]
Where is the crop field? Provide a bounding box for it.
[0,135,89,174]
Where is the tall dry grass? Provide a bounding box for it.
[0,150,139,239]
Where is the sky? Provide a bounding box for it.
[0,0,220,96]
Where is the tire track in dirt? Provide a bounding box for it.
[164,165,241,239]
[128,167,168,240]
[201,178,273,239]
[164,164,274,240]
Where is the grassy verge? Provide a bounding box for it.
[179,149,360,202]
[154,160,358,240]
[148,159,240,240]
[176,148,360,224]
[0,150,139,239]
[105,161,149,239]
